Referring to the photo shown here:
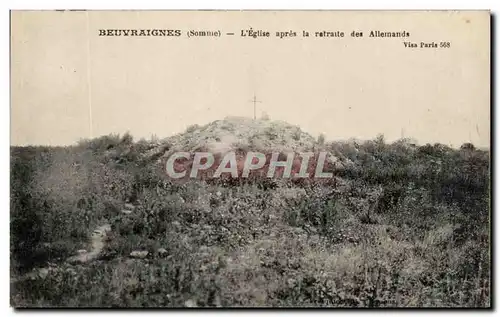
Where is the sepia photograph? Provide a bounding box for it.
[9,10,491,308]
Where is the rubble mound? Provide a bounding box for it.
[140,117,351,180]
[167,116,317,154]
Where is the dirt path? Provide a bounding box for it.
[11,224,112,283]
[66,224,111,264]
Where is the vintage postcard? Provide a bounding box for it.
[10,10,490,308]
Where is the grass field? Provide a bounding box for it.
[10,120,490,307]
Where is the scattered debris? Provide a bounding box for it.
[130,250,149,259]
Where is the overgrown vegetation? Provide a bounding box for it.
[10,126,490,307]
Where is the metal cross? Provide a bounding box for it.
[250,93,262,120]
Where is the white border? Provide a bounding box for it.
[2,1,499,10]
[2,1,497,316]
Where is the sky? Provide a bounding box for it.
[11,11,490,147]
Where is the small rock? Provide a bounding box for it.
[77,249,87,255]
[124,203,135,210]
[101,224,112,232]
[38,268,49,279]
[157,248,168,256]
[121,209,133,215]
[130,250,149,259]
[184,299,197,307]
